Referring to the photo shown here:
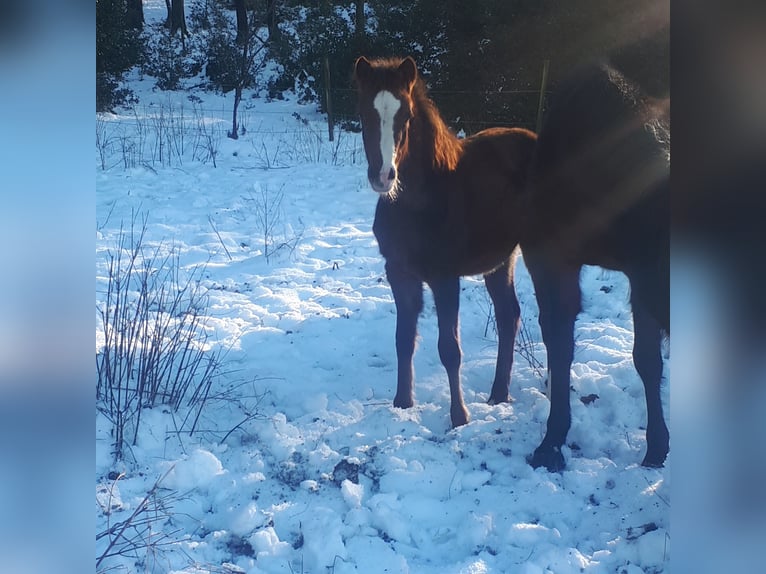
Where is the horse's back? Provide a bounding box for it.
[461,127,537,194]
[526,62,669,269]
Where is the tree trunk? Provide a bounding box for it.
[126,0,144,30]
[323,55,334,141]
[231,86,241,140]
[235,0,248,46]
[266,0,279,42]
[230,31,251,140]
[170,0,188,38]
[164,0,171,28]
[355,1,365,39]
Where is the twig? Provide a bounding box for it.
[642,472,670,508]
[516,317,546,379]
[329,555,349,573]
[208,215,233,260]
[219,411,264,445]
[96,465,176,569]
[97,201,118,232]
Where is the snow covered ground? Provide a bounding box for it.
[95,78,669,573]
[96,8,670,569]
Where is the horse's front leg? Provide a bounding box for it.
[484,252,521,405]
[523,248,581,471]
[630,292,669,467]
[429,276,469,427]
[386,262,424,410]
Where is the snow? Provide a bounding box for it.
[96,19,670,574]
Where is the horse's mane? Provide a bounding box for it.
[407,69,462,172]
[604,62,670,160]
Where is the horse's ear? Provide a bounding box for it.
[398,57,417,91]
[354,56,373,84]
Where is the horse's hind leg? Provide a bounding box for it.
[484,253,521,405]
[523,248,581,471]
[428,277,470,427]
[630,291,670,467]
[386,262,424,411]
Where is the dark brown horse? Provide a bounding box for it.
[522,62,670,471]
[353,56,536,427]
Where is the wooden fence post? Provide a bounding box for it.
[323,55,334,142]
[535,59,550,133]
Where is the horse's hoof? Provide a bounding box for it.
[450,408,470,428]
[393,395,414,409]
[528,445,565,472]
[487,393,513,405]
[641,451,667,468]
[643,430,669,468]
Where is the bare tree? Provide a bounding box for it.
[235,0,248,45]
[229,9,268,139]
[355,1,364,40]
[170,0,188,44]
[266,0,279,42]
[126,0,144,30]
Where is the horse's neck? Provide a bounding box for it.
[398,99,461,205]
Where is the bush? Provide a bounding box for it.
[97,71,138,112]
[141,22,205,91]
[96,214,222,462]
[267,3,357,107]
[266,2,451,129]
[97,0,143,111]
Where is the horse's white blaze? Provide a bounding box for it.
[373,90,401,179]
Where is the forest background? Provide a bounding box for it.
[97,0,669,135]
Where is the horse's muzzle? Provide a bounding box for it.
[369,167,396,194]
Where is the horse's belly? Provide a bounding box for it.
[455,252,510,277]
[373,199,518,280]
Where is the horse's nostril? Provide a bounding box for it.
[376,167,396,189]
